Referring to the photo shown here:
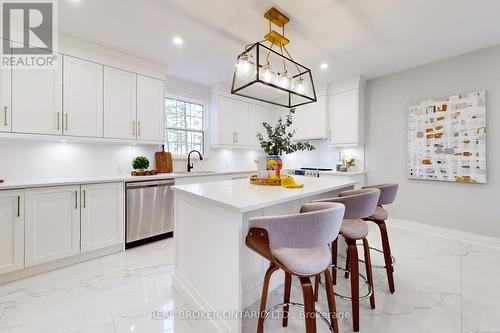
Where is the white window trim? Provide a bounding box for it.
[164,94,209,159]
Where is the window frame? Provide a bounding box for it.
[164,94,207,157]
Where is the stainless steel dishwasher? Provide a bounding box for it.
[125,179,174,248]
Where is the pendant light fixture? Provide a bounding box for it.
[231,7,317,108]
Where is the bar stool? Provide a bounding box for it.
[246,202,345,333]
[362,183,398,293]
[314,188,380,332]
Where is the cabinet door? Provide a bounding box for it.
[25,186,80,267]
[293,96,327,140]
[137,75,164,141]
[63,56,103,137]
[0,66,11,132]
[328,89,359,145]
[218,96,236,145]
[12,55,63,135]
[0,190,24,275]
[248,104,271,147]
[81,183,124,252]
[104,67,137,140]
[234,100,249,145]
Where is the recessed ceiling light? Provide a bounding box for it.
[173,36,183,46]
[320,63,329,70]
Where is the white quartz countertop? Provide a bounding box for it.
[319,171,365,176]
[172,176,356,213]
[0,170,254,190]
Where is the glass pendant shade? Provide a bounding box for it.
[231,42,317,108]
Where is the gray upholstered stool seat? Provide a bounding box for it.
[369,206,388,221]
[246,202,345,333]
[362,183,399,294]
[313,188,381,332]
[272,245,331,276]
[340,219,369,240]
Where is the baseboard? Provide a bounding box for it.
[0,244,124,285]
[389,218,500,250]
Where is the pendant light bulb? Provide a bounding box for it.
[278,71,290,89]
[294,77,308,95]
[235,53,255,80]
[260,64,277,84]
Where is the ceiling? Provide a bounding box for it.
[60,0,500,87]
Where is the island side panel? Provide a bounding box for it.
[173,192,243,333]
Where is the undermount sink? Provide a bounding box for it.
[175,171,217,175]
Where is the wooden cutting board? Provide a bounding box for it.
[155,145,173,173]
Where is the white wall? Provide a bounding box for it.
[365,44,500,238]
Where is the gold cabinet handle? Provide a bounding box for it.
[3,106,7,126]
[236,132,238,143]
[17,195,20,217]
[233,132,236,143]
[83,190,86,208]
[57,112,60,130]
[74,191,78,209]
[138,121,141,136]
[132,121,136,136]
[65,113,68,131]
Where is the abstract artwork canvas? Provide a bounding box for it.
[407,91,486,183]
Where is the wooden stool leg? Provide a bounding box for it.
[345,237,351,279]
[314,275,321,301]
[300,277,317,333]
[378,221,396,293]
[362,238,376,309]
[331,238,338,285]
[347,239,360,332]
[282,272,292,327]
[324,269,339,333]
[257,264,278,333]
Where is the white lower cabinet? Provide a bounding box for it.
[25,186,81,267]
[0,190,24,275]
[81,183,124,252]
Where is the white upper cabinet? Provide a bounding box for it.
[25,185,81,267]
[248,103,271,146]
[81,183,124,253]
[292,96,327,140]
[233,100,249,146]
[0,190,24,275]
[104,67,137,140]
[136,75,165,141]
[11,55,63,135]
[212,94,272,147]
[327,80,364,146]
[63,56,104,137]
[0,66,11,132]
[217,96,237,145]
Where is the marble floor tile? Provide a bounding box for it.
[0,225,499,333]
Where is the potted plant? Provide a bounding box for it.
[132,156,150,173]
[256,108,315,176]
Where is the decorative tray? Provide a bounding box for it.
[250,175,281,186]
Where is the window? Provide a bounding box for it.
[165,98,204,155]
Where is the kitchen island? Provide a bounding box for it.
[171,176,355,333]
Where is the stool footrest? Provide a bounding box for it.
[355,244,396,269]
[323,265,373,301]
[264,302,335,332]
